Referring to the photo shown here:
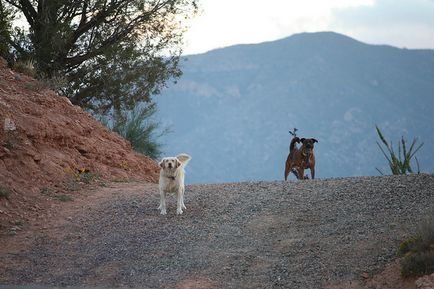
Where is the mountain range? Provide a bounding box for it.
[155,31,434,184]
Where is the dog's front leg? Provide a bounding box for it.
[297,167,305,180]
[180,186,186,210]
[310,166,315,179]
[158,190,167,215]
[176,188,183,215]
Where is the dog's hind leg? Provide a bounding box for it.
[180,187,186,210]
[310,167,315,179]
[284,158,291,181]
[291,168,299,179]
[176,188,184,215]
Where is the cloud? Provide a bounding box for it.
[330,0,434,48]
[182,0,433,55]
[183,0,375,54]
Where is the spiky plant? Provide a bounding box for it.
[112,103,168,160]
[375,126,423,175]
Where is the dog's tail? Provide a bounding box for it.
[176,153,192,167]
[289,137,300,153]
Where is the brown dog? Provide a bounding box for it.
[284,137,318,180]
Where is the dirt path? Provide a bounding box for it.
[1,174,433,289]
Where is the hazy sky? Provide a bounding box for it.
[182,0,434,55]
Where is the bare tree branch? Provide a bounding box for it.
[17,0,36,27]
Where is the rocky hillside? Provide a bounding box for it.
[0,58,159,231]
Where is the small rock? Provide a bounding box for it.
[60,96,73,106]
[33,154,42,162]
[12,226,22,231]
[3,117,16,131]
[415,273,434,289]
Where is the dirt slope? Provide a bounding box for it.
[0,58,159,232]
[1,174,433,289]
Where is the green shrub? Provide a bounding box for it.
[54,194,73,202]
[65,180,80,191]
[0,187,11,200]
[78,171,98,184]
[24,75,66,92]
[3,138,15,150]
[40,187,49,195]
[399,211,434,277]
[375,125,423,175]
[109,102,168,160]
[13,60,36,78]
[401,251,434,277]
[39,74,67,91]
[398,237,420,255]
[71,168,95,183]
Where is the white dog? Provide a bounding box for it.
[158,153,191,215]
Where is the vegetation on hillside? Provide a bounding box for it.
[375,126,423,175]
[398,211,434,277]
[101,103,167,160]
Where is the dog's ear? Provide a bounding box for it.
[175,158,182,168]
[300,138,305,143]
[158,160,165,168]
[294,137,300,143]
[312,138,318,143]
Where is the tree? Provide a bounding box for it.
[3,0,197,113]
[0,1,13,61]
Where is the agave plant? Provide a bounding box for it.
[98,102,169,160]
[375,126,423,175]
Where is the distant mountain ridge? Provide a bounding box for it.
[156,32,434,184]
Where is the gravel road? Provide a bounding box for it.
[1,174,434,289]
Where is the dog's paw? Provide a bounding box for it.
[176,209,183,215]
[160,209,167,215]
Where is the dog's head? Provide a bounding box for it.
[159,157,181,171]
[300,138,318,153]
